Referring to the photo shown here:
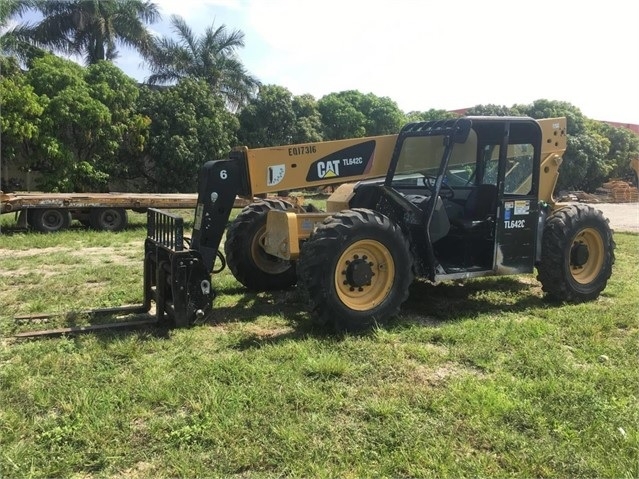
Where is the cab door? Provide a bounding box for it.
[493,122,542,274]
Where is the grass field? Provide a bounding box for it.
[0,209,637,478]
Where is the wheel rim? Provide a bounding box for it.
[569,227,604,284]
[101,210,120,228]
[43,211,64,230]
[250,225,291,274]
[334,239,395,311]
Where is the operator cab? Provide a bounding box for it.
[382,117,543,281]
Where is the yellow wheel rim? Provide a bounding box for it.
[334,239,395,311]
[250,225,290,274]
[569,227,604,284]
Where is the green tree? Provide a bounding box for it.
[318,92,366,140]
[318,91,404,140]
[0,0,44,63]
[291,94,323,144]
[84,60,150,182]
[0,53,22,77]
[2,0,159,65]
[466,104,522,117]
[518,99,610,192]
[0,0,31,26]
[237,85,296,147]
[137,79,239,192]
[237,85,323,147]
[458,100,620,192]
[594,122,639,182]
[3,54,149,192]
[405,109,457,123]
[0,55,46,189]
[145,15,259,110]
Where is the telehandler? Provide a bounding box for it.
[142,116,615,331]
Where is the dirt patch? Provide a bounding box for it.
[243,323,294,339]
[7,246,71,258]
[71,246,141,266]
[587,203,639,233]
[4,244,141,264]
[411,362,484,386]
[0,265,72,278]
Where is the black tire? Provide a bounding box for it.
[89,207,128,232]
[537,204,615,302]
[29,208,72,233]
[224,199,296,291]
[297,208,413,331]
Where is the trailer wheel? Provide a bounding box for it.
[29,208,72,233]
[537,204,615,302]
[297,208,413,331]
[89,208,128,232]
[224,199,296,291]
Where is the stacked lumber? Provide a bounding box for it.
[574,191,602,203]
[599,180,639,203]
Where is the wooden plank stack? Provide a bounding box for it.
[598,180,639,203]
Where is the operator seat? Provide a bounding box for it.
[450,183,497,233]
[405,194,451,243]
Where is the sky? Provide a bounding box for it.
[15,0,639,124]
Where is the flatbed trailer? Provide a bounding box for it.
[0,191,252,232]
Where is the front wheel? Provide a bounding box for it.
[224,199,297,291]
[297,208,414,331]
[536,204,615,302]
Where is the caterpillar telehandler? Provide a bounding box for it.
[142,116,615,331]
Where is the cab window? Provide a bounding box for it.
[504,143,534,195]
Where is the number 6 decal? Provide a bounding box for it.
[220,169,228,180]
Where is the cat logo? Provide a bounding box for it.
[317,159,341,179]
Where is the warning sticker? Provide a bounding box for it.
[514,200,530,215]
[504,201,514,220]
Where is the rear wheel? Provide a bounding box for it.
[537,204,615,302]
[29,208,71,233]
[89,207,128,231]
[224,199,297,291]
[297,208,413,331]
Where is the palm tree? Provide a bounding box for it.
[145,15,260,110]
[1,0,160,65]
[0,0,32,27]
[0,0,42,62]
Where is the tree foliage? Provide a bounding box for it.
[0,56,45,168]
[318,91,404,140]
[237,85,323,147]
[145,15,259,111]
[136,79,239,192]
[517,100,612,191]
[291,94,324,144]
[1,54,148,191]
[405,109,457,123]
[0,0,43,63]
[0,0,32,26]
[1,0,159,65]
[594,122,639,182]
[466,104,522,117]
[459,99,637,193]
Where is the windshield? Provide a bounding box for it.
[394,136,444,177]
[391,129,478,186]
